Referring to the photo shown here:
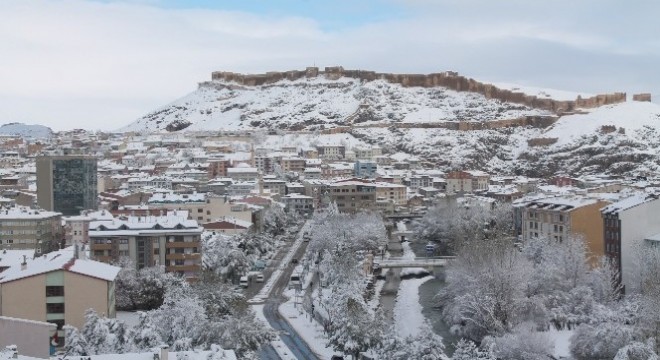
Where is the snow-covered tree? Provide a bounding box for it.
[450,339,496,360]
[482,323,554,360]
[614,339,659,360]
[326,290,386,359]
[115,258,182,311]
[378,323,446,360]
[437,237,535,341]
[63,325,89,356]
[570,322,634,360]
[148,286,207,348]
[262,205,288,236]
[127,312,163,351]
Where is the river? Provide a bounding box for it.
[408,241,459,354]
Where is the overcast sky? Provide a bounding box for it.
[1,0,659,131]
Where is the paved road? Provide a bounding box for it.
[263,232,319,360]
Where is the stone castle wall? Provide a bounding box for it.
[211,66,626,114]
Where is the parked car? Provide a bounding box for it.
[239,275,249,288]
[291,258,299,265]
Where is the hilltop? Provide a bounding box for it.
[0,122,53,139]
[119,67,660,177]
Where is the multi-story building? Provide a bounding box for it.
[145,193,253,224]
[601,193,660,293]
[262,179,287,196]
[407,174,433,191]
[208,158,231,178]
[227,164,259,182]
[280,157,306,174]
[374,182,407,206]
[329,180,377,212]
[36,156,98,216]
[0,247,120,343]
[281,194,314,217]
[88,211,203,281]
[521,195,610,262]
[316,145,345,160]
[446,170,490,195]
[0,206,63,252]
[354,161,378,179]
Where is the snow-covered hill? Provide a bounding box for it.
[0,122,53,139]
[120,71,660,177]
[119,77,551,133]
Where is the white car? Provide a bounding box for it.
[240,275,249,288]
[256,273,265,282]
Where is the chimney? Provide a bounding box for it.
[160,345,169,360]
[20,255,27,270]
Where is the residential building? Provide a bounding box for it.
[145,192,252,224]
[0,206,63,253]
[203,217,253,234]
[329,180,377,212]
[601,193,660,293]
[36,156,98,216]
[262,179,287,196]
[374,182,407,205]
[316,145,345,160]
[521,195,610,262]
[0,247,120,343]
[280,157,306,174]
[281,193,314,217]
[88,211,203,281]
[446,170,490,195]
[227,164,259,182]
[354,160,378,179]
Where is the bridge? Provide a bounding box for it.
[373,256,455,268]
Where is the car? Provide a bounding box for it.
[239,275,249,288]
[291,258,299,265]
[256,273,265,282]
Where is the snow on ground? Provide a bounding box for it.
[543,101,660,146]
[251,304,297,360]
[116,311,140,327]
[547,328,573,359]
[260,132,368,150]
[393,275,433,338]
[493,82,593,101]
[400,241,428,276]
[279,297,340,359]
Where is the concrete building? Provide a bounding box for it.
[446,170,490,195]
[0,317,57,358]
[145,192,252,224]
[354,160,378,179]
[0,247,120,343]
[227,164,259,182]
[374,182,407,206]
[329,180,377,213]
[0,206,63,253]
[202,217,253,235]
[88,211,203,281]
[280,157,306,174]
[36,156,98,216]
[601,193,660,293]
[521,195,610,262]
[281,193,314,217]
[316,145,345,160]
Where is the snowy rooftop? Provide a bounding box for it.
[148,192,206,204]
[89,211,202,233]
[601,192,660,215]
[0,206,61,219]
[67,348,236,360]
[0,247,120,284]
[524,194,603,211]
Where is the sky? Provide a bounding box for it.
[1,0,659,131]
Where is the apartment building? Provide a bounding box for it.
[281,193,314,217]
[0,206,63,253]
[354,160,378,179]
[374,182,407,206]
[446,170,490,195]
[329,180,377,213]
[601,193,660,293]
[227,164,259,182]
[88,211,203,281]
[146,192,253,224]
[208,158,231,178]
[521,195,610,261]
[0,247,120,343]
[316,145,345,160]
[262,179,287,196]
[280,157,306,174]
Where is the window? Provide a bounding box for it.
[119,239,128,244]
[154,248,160,255]
[119,250,129,256]
[197,208,203,213]
[559,215,564,222]
[94,250,104,256]
[46,286,64,297]
[46,303,65,314]
[5,239,12,244]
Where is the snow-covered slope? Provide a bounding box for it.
[119,77,551,133]
[0,122,53,139]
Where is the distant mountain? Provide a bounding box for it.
[120,67,659,177]
[0,123,53,139]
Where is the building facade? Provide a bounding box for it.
[88,211,203,281]
[36,156,98,216]
[0,206,63,252]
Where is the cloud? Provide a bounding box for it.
[0,0,658,130]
